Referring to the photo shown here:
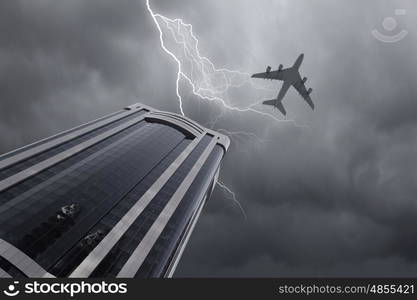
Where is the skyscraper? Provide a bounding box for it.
[0,103,229,278]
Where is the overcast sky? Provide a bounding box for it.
[1,0,416,277]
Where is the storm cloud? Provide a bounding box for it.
[0,0,416,276]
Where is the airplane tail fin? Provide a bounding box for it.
[275,101,286,116]
[263,99,286,116]
[262,99,276,106]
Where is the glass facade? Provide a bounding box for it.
[0,103,229,278]
[0,110,145,181]
[0,109,124,162]
[136,145,224,278]
[90,136,212,277]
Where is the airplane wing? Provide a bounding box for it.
[251,68,290,81]
[293,74,314,110]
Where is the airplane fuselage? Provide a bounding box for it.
[276,54,304,101]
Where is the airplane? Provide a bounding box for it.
[251,53,314,116]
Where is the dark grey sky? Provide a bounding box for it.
[1,0,416,277]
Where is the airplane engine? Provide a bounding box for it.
[302,77,307,83]
[266,66,271,73]
[278,64,283,71]
[307,88,313,95]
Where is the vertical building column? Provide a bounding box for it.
[0,267,11,278]
[0,239,54,278]
[117,138,217,277]
[70,134,205,278]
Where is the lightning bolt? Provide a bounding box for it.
[216,180,247,220]
[216,128,272,156]
[145,0,302,127]
[145,0,301,219]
